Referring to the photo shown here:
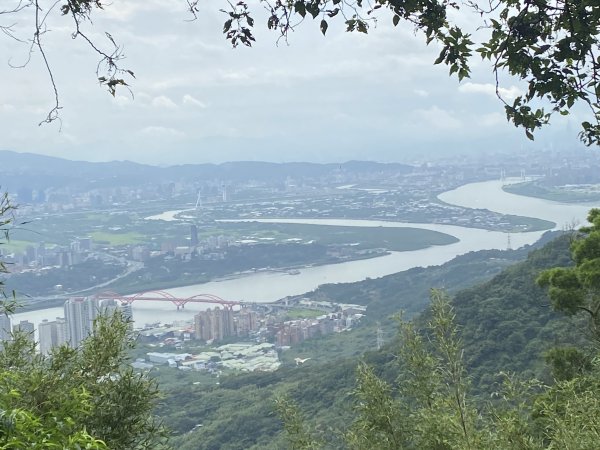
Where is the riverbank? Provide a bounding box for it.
[503,181,600,204]
[12,178,599,328]
[14,250,392,313]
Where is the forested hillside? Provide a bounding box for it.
[451,235,584,391]
[160,232,579,449]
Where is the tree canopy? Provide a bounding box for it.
[1,0,599,144]
[277,290,600,449]
[538,208,600,341]
[0,311,169,449]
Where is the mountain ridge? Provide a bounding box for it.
[0,150,414,192]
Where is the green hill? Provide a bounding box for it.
[159,233,579,449]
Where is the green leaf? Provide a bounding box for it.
[434,47,447,65]
[294,1,306,18]
[320,19,328,36]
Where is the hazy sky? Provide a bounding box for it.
[0,0,586,165]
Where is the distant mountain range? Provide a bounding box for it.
[0,150,414,192]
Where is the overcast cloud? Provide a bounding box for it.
[0,1,585,165]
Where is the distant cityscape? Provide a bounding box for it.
[0,296,132,355]
[3,150,600,375]
[0,294,366,373]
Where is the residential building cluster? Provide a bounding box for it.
[0,316,35,348]
[194,307,259,343]
[136,299,366,359]
[275,309,364,347]
[0,296,132,355]
[127,227,232,263]
[2,237,93,272]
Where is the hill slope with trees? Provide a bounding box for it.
[160,232,582,449]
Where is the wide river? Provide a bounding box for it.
[14,179,599,329]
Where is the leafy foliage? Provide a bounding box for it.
[274,396,322,450]
[0,312,168,449]
[0,193,17,316]
[449,234,583,391]
[278,290,600,449]
[538,208,600,341]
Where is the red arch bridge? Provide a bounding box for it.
[93,290,241,310]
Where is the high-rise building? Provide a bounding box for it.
[13,320,35,344]
[100,299,134,331]
[0,314,12,343]
[120,302,134,329]
[236,309,258,337]
[194,310,212,342]
[190,224,198,246]
[78,237,92,251]
[194,307,235,342]
[55,317,68,348]
[38,319,54,355]
[222,185,231,202]
[70,240,81,253]
[38,317,68,355]
[64,297,101,348]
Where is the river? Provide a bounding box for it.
[439,179,595,230]
[13,179,599,329]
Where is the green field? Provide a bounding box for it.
[0,239,36,253]
[504,181,600,203]
[219,222,458,251]
[89,231,146,246]
[282,308,326,320]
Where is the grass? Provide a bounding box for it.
[504,182,600,203]
[89,231,145,246]
[283,308,326,320]
[85,213,112,222]
[0,239,38,253]
[220,222,458,251]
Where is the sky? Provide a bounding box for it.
[0,0,587,165]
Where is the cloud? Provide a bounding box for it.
[182,94,208,108]
[112,95,131,107]
[0,0,567,164]
[479,112,505,127]
[139,126,186,139]
[416,106,462,130]
[458,82,522,101]
[99,0,181,21]
[151,95,177,109]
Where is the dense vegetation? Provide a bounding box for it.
[0,312,167,449]
[5,258,124,297]
[451,235,583,391]
[279,290,600,449]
